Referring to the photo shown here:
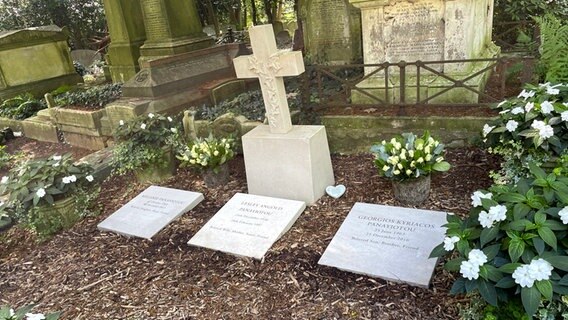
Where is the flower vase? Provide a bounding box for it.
[202,164,230,188]
[391,175,431,206]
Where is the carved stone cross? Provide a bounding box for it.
[233,25,305,134]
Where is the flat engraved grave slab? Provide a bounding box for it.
[319,203,447,288]
[98,186,204,239]
[188,193,306,260]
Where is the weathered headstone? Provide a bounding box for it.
[102,0,147,82]
[0,26,82,100]
[71,49,102,68]
[188,193,306,259]
[138,0,213,63]
[349,0,499,103]
[234,25,335,205]
[299,0,362,64]
[98,186,204,239]
[319,203,447,288]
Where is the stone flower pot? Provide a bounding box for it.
[391,175,431,206]
[202,164,230,188]
[32,196,79,236]
[135,148,176,184]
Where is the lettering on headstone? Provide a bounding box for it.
[142,0,170,40]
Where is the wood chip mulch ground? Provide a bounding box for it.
[0,145,500,320]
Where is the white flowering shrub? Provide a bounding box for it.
[112,113,181,176]
[484,83,568,183]
[0,153,93,235]
[177,135,236,173]
[370,131,451,181]
[430,163,568,316]
[0,304,60,320]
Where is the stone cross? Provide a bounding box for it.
[233,25,305,134]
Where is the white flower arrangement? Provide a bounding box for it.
[178,135,236,173]
[460,249,488,280]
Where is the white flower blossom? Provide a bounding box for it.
[511,107,524,115]
[25,313,46,320]
[547,87,560,95]
[170,128,177,133]
[478,211,493,228]
[69,175,77,182]
[393,170,400,175]
[513,264,535,288]
[443,236,460,251]
[213,150,219,156]
[1,176,8,184]
[119,120,125,126]
[506,120,519,132]
[86,175,94,182]
[167,116,173,122]
[148,113,155,118]
[541,101,554,114]
[382,165,389,171]
[482,124,495,137]
[36,188,46,198]
[471,191,492,207]
[9,309,14,316]
[62,176,71,184]
[559,207,568,224]
[525,102,535,113]
[53,162,60,167]
[468,249,488,266]
[52,155,62,161]
[562,111,568,122]
[532,120,554,139]
[529,259,553,281]
[13,131,22,137]
[497,100,508,108]
[518,89,536,100]
[460,260,480,280]
[488,205,508,222]
[140,123,147,130]
[405,169,412,176]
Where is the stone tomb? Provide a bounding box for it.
[0,25,82,100]
[349,0,499,104]
[188,193,306,260]
[234,25,335,205]
[318,203,447,288]
[98,186,204,239]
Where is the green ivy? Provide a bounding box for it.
[0,93,46,120]
[55,83,122,110]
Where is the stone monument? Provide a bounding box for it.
[234,25,335,205]
[349,0,499,104]
[102,0,147,83]
[0,26,82,100]
[138,0,213,63]
[299,0,363,64]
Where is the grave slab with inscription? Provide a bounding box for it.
[188,193,306,259]
[98,186,204,239]
[318,203,447,288]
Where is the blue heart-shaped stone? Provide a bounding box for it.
[326,184,346,199]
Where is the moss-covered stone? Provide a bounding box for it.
[22,116,58,143]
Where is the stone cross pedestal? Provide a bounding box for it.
[235,25,335,205]
[233,25,304,134]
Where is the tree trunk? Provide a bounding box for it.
[205,0,221,36]
[251,0,258,25]
[263,0,274,23]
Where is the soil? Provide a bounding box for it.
[0,146,501,320]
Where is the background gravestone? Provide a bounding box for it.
[299,0,362,64]
[71,49,102,68]
[0,26,82,100]
[102,0,147,83]
[349,0,499,104]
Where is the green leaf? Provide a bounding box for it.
[543,220,567,231]
[445,258,465,272]
[508,219,531,231]
[481,264,503,282]
[514,203,531,220]
[480,227,500,247]
[495,276,516,288]
[46,311,62,320]
[429,243,447,258]
[483,244,501,260]
[533,238,545,255]
[535,212,547,225]
[553,283,568,295]
[530,162,547,179]
[509,239,525,262]
[499,192,527,203]
[536,280,553,300]
[538,227,557,251]
[545,256,568,271]
[478,279,498,306]
[432,161,451,172]
[521,286,541,316]
[499,263,522,273]
[450,278,466,294]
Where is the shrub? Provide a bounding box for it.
[370,131,450,181]
[0,304,61,320]
[0,93,46,120]
[431,163,568,317]
[177,135,236,173]
[55,83,122,110]
[484,82,568,184]
[112,113,181,176]
[534,14,568,83]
